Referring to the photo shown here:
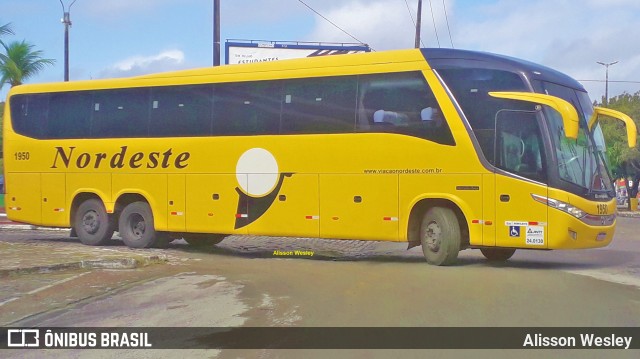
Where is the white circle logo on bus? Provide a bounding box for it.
[236,148,279,197]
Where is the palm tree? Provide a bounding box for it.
[0,21,14,39]
[0,40,55,89]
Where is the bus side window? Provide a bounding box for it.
[213,81,282,136]
[357,72,455,145]
[10,94,49,139]
[495,110,546,182]
[281,76,357,134]
[48,91,92,139]
[91,88,149,138]
[436,68,529,164]
[149,85,214,137]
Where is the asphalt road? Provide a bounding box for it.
[1,217,639,358]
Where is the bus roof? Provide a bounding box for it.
[6,48,425,94]
[7,48,586,94]
[421,48,586,92]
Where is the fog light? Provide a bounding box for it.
[596,232,607,241]
[568,230,577,240]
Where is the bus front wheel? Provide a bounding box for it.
[420,207,461,266]
[480,248,516,262]
[119,201,165,248]
[74,198,114,246]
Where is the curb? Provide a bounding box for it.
[0,255,168,278]
[618,211,640,218]
[0,225,66,231]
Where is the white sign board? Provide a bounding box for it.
[226,42,370,65]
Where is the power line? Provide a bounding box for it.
[403,0,425,47]
[428,0,440,47]
[297,0,372,50]
[442,0,454,48]
[578,79,640,84]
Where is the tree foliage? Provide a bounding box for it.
[1,20,54,174]
[0,40,55,89]
[0,22,14,38]
[597,91,640,178]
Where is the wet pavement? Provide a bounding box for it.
[1,207,638,278]
[0,230,421,277]
[1,216,639,358]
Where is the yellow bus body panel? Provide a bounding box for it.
[5,173,41,225]
[546,188,616,249]
[1,48,618,251]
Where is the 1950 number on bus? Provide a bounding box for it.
[14,151,30,161]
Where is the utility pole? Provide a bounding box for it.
[59,0,77,82]
[213,0,220,66]
[597,60,618,106]
[414,0,423,48]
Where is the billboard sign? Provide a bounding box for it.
[225,40,371,65]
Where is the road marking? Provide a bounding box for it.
[566,269,640,289]
[0,272,91,307]
[26,272,90,295]
[0,297,20,307]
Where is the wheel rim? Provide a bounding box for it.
[82,210,100,234]
[129,213,146,240]
[424,220,442,252]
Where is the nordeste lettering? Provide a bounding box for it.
[50,146,190,169]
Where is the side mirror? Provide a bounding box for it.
[588,106,637,148]
[488,91,579,139]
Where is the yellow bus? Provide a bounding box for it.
[3,48,636,265]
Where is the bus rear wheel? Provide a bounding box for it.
[182,233,226,247]
[119,201,164,248]
[480,248,516,262]
[74,198,114,246]
[420,207,461,266]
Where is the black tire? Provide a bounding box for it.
[480,248,516,262]
[420,207,461,266]
[182,233,226,247]
[119,201,161,248]
[74,198,114,246]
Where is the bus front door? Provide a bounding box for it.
[493,110,548,249]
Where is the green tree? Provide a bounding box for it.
[1,21,11,155]
[0,21,14,176]
[598,92,640,177]
[0,40,55,90]
[0,21,13,39]
[0,27,12,39]
[597,92,640,209]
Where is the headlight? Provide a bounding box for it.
[556,202,586,218]
[531,194,586,219]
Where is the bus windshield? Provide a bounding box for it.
[540,82,614,195]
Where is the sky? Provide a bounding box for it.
[1,0,640,102]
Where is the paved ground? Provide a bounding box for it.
[1,213,638,358]
[0,229,416,279]
[0,208,638,278]
[2,221,639,359]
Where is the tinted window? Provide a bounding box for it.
[150,85,213,137]
[281,76,357,134]
[92,88,149,138]
[357,72,455,145]
[213,81,282,135]
[10,94,49,138]
[48,91,92,138]
[9,72,458,142]
[438,68,528,162]
[495,110,546,182]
